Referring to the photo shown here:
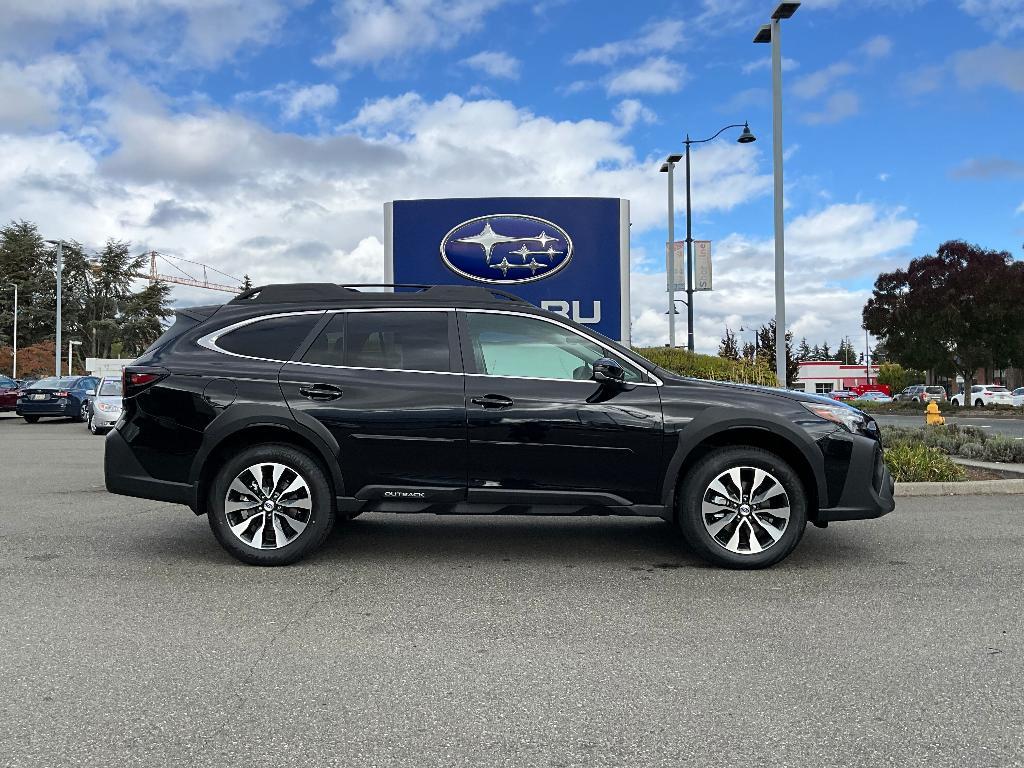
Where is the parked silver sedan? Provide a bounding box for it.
[87,377,123,435]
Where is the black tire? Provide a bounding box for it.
[677,446,808,569]
[72,400,88,423]
[88,413,103,435]
[974,399,984,408]
[912,397,920,403]
[23,415,40,423]
[207,443,334,566]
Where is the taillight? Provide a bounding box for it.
[123,366,169,398]
[55,390,70,397]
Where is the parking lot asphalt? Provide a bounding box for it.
[2,414,1023,768]
[875,413,1024,438]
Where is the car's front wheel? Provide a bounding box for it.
[207,444,335,566]
[88,412,102,435]
[678,447,807,569]
[974,399,984,407]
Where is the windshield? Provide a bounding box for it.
[925,387,945,394]
[99,380,123,396]
[32,377,79,390]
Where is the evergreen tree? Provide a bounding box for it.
[741,342,756,362]
[797,337,811,361]
[821,341,833,360]
[241,274,253,291]
[718,327,740,360]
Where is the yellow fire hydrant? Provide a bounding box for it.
[925,401,945,426]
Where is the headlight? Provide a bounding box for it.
[801,401,867,433]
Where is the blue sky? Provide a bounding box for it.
[1,0,1022,352]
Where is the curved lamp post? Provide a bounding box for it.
[678,122,756,352]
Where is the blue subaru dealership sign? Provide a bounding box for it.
[384,197,631,342]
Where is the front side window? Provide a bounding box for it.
[302,311,451,373]
[217,313,322,362]
[464,312,642,382]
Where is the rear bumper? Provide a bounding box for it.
[104,427,194,508]
[817,436,896,522]
[17,400,77,416]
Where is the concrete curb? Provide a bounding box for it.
[896,479,1024,497]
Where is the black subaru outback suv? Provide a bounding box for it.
[105,283,894,568]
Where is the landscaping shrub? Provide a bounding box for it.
[883,443,966,483]
[957,442,986,460]
[633,347,777,386]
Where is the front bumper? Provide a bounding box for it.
[92,408,122,428]
[104,427,193,507]
[816,434,895,522]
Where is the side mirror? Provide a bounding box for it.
[592,357,625,385]
[86,389,96,396]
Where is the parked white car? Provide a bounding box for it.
[1013,387,1024,407]
[950,384,1015,407]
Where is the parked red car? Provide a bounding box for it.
[830,390,858,402]
[0,375,18,411]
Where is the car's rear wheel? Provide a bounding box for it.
[207,444,334,566]
[23,415,40,423]
[974,399,984,407]
[678,447,807,569]
[73,401,88,422]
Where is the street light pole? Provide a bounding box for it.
[45,239,64,377]
[660,154,683,348]
[6,283,15,380]
[755,2,799,387]
[679,123,756,353]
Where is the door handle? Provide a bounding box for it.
[298,384,343,401]
[471,394,514,409]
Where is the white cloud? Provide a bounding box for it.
[0,89,771,317]
[316,0,508,67]
[959,0,1024,37]
[0,56,85,131]
[878,172,891,182]
[953,44,1024,92]
[861,35,893,59]
[1016,201,1024,215]
[607,57,687,95]
[613,99,657,129]
[802,90,860,124]
[462,51,521,80]
[792,62,855,100]
[570,19,684,66]
[0,0,297,67]
[741,57,798,75]
[241,82,340,121]
[627,203,919,350]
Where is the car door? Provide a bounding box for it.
[279,309,467,503]
[458,309,664,508]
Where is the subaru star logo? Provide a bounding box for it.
[440,214,574,284]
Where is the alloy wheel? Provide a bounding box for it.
[701,466,791,555]
[223,462,312,550]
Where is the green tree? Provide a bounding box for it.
[119,280,173,357]
[796,337,811,361]
[820,341,832,360]
[863,240,1024,396]
[718,327,740,360]
[877,362,925,394]
[241,274,253,291]
[755,320,799,386]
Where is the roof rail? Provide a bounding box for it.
[228,283,530,305]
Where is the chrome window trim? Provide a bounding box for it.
[197,306,662,385]
[196,310,327,364]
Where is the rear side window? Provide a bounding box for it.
[218,314,321,362]
[301,311,451,372]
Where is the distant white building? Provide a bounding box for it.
[795,360,883,395]
[86,358,133,378]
